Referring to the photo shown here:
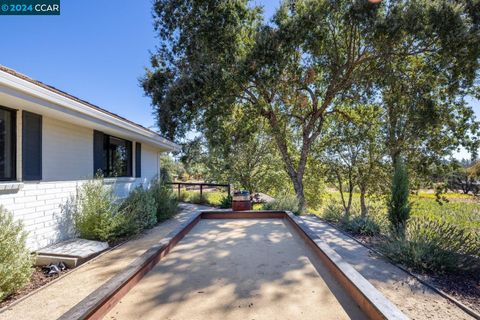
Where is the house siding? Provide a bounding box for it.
[141,144,160,181]
[0,112,163,251]
[42,116,93,181]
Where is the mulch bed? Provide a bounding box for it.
[427,274,480,315]
[0,267,69,310]
[346,230,480,315]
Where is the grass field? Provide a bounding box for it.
[314,191,480,233]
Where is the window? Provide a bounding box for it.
[93,131,132,177]
[0,107,16,181]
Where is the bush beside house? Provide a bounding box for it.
[74,177,178,243]
[0,177,178,303]
[0,207,33,302]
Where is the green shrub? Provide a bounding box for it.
[262,193,300,215]
[321,201,345,223]
[188,192,206,204]
[219,194,232,209]
[0,207,33,301]
[380,217,480,274]
[150,179,178,221]
[178,190,226,207]
[74,179,120,242]
[178,190,188,202]
[342,216,381,236]
[388,159,411,236]
[117,187,157,237]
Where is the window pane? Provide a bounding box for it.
[106,135,131,177]
[0,109,14,180]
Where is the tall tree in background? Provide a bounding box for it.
[320,105,387,217]
[143,0,480,212]
[203,105,288,193]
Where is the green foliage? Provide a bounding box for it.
[321,201,345,223]
[178,190,226,207]
[187,192,206,205]
[0,207,33,302]
[219,194,232,209]
[319,191,480,274]
[262,193,300,215]
[74,179,120,242]
[388,160,411,235]
[381,217,480,274]
[342,216,381,237]
[117,187,157,237]
[160,155,185,181]
[150,179,178,221]
[145,0,480,212]
[74,178,178,242]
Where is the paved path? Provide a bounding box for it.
[0,203,210,320]
[301,215,473,320]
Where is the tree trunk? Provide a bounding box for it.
[292,174,306,213]
[360,185,368,217]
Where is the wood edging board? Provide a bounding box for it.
[58,210,408,320]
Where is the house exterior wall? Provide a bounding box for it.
[142,144,160,180]
[0,112,163,251]
[43,116,93,181]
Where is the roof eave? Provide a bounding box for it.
[0,68,180,152]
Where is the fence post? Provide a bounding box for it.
[200,184,203,198]
[178,184,181,198]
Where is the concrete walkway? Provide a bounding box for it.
[301,215,473,320]
[0,203,210,320]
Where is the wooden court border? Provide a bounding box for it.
[59,210,408,320]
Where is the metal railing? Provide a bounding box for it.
[166,182,231,198]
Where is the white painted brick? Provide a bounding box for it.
[34,227,57,237]
[0,198,15,205]
[24,188,46,196]
[36,193,57,201]
[61,187,77,193]
[35,204,56,212]
[13,207,37,216]
[24,200,45,208]
[43,188,63,194]
[14,196,38,204]
[0,191,24,199]
[21,183,39,191]
[34,215,54,224]
[38,183,57,189]
[56,182,77,188]
[7,203,26,210]
[45,198,65,205]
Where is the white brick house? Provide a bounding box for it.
[0,66,179,250]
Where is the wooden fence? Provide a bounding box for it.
[166,182,231,198]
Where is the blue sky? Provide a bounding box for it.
[0,0,278,130]
[0,0,477,158]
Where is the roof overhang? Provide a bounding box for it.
[0,68,180,152]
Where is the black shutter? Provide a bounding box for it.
[93,130,105,176]
[135,142,141,178]
[126,140,132,177]
[22,111,42,181]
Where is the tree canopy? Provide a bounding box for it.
[144,0,480,211]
